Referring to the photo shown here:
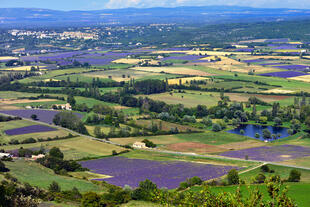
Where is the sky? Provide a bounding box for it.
[0,0,309,10]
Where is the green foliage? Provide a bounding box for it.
[253,173,266,184]
[67,94,76,107]
[49,181,61,193]
[132,179,157,201]
[142,139,157,148]
[212,123,222,132]
[0,160,8,172]
[227,169,239,185]
[262,128,271,139]
[288,170,301,182]
[49,147,64,159]
[53,112,88,134]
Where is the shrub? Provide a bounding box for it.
[261,165,270,173]
[253,173,266,184]
[288,169,301,182]
[48,181,61,193]
[142,139,156,148]
[227,169,239,185]
[49,147,64,159]
[212,123,222,132]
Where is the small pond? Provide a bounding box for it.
[226,124,290,141]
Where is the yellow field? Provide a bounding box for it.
[152,50,251,56]
[0,99,57,105]
[0,56,18,61]
[263,88,295,94]
[194,56,278,73]
[288,41,303,44]
[274,49,303,53]
[168,77,209,85]
[112,58,159,65]
[239,39,267,43]
[1,66,47,71]
[43,78,60,82]
[130,66,213,76]
[241,55,300,60]
[288,75,310,83]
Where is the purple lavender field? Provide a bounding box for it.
[80,157,240,189]
[259,63,286,66]
[259,71,307,78]
[5,125,57,135]
[243,59,264,63]
[273,65,310,71]
[0,110,83,124]
[235,48,254,52]
[220,145,310,162]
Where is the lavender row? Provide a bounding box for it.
[5,125,57,135]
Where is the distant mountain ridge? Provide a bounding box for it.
[1,6,310,27]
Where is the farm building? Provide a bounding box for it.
[52,103,72,110]
[31,154,45,160]
[133,142,147,149]
[0,153,11,158]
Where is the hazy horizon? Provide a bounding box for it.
[0,0,309,11]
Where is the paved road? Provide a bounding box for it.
[2,111,310,171]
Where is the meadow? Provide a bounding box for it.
[2,136,125,160]
[4,160,102,192]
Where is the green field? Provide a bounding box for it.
[4,159,102,192]
[190,183,310,207]
[120,150,254,168]
[239,164,310,183]
[2,136,126,160]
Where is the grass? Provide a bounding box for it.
[121,201,162,207]
[137,91,220,107]
[4,159,102,192]
[239,164,310,183]
[82,69,178,82]
[121,150,253,167]
[2,136,126,160]
[0,91,39,99]
[191,183,310,207]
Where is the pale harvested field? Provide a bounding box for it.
[202,62,276,73]
[152,50,251,56]
[0,104,21,110]
[242,55,300,60]
[191,56,278,73]
[289,75,310,82]
[218,140,266,151]
[263,88,295,94]
[112,58,159,65]
[168,77,209,85]
[84,69,163,82]
[130,66,213,76]
[226,93,290,103]
[0,56,18,60]
[112,135,181,146]
[239,39,267,43]
[113,105,130,110]
[164,142,225,154]
[0,99,57,105]
[1,66,47,71]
